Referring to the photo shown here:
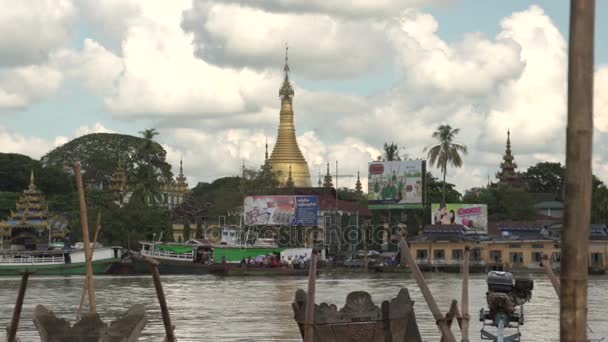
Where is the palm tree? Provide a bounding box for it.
[139,128,159,140]
[379,142,402,161]
[424,125,468,206]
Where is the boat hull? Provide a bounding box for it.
[0,258,119,276]
[217,266,310,277]
[130,256,222,275]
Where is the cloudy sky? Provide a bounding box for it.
[1,0,607,192]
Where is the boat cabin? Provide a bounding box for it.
[139,241,213,264]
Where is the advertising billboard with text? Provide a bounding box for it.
[431,203,488,234]
[243,196,318,226]
[368,160,425,209]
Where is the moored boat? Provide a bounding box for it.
[0,246,123,276]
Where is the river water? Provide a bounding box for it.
[0,273,607,341]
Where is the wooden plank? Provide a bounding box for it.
[561,1,595,341]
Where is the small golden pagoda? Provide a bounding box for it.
[0,171,67,246]
[267,45,312,187]
[160,158,191,209]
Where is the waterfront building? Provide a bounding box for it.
[495,130,523,187]
[267,46,312,187]
[0,171,68,248]
[408,223,608,273]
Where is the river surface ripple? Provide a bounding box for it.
[0,273,607,341]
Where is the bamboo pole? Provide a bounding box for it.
[460,247,470,342]
[304,252,318,342]
[561,1,595,341]
[75,163,96,314]
[398,238,456,342]
[7,272,29,342]
[542,254,561,296]
[77,211,102,320]
[142,256,176,342]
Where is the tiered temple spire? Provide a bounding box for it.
[354,171,363,198]
[323,163,333,188]
[0,170,67,245]
[267,43,312,187]
[496,129,523,187]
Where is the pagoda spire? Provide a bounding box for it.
[496,129,522,187]
[29,169,36,190]
[286,165,295,188]
[354,170,363,198]
[267,43,312,187]
[323,162,333,188]
[265,136,269,162]
[279,42,294,103]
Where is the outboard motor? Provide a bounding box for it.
[480,271,533,342]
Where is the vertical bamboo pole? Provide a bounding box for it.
[460,247,470,342]
[7,272,29,342]
[77,211,102,320]
[398,239,456,342]
[304,252,317,342]
[75,163,96,314]
[561,1,595,341]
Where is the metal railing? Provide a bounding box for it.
[0,255,65,264]
[141,249,194,260]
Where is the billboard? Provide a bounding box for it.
[431,203,488,233]
[368,160,426,209]
[243,196,318,226]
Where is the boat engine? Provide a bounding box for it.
[480,271,533,342]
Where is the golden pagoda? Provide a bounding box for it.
[160,158,191,209]
[0,171,67,246]
[267,45,312,187]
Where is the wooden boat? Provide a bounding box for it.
[0,246,123,276]
[130,241,220,275]
[292,288,422,341]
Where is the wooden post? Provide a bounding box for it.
[398,238,456,342]
[77,211,102,320]
[75,162,96,314]
[304,252,317,342]
[7,272,29,342]
[460,247,470,342]
[542,254,560,296]
[143,256,176,342]
[562,1,595,341]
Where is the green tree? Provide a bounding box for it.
[424,125,468,206]
[462,186,535,221]
[183,221,191,241]
[378,142,403,161]
[522,162,565,198]
[0,153,73,195]
[131,129,171,206]
[42,133,172,188]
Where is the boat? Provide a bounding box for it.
[130,227,314,275]
[0,245,123,276]
[130,240,221,275]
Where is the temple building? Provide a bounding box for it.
[161,159,191,209]
[0,171,68,249]
[495,130,523,187]
[267,46,312,187]
[109,158,191,209]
